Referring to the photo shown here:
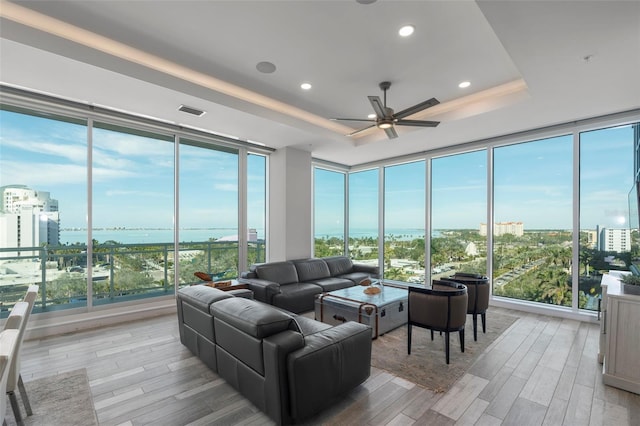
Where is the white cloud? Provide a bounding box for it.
[1,160,86,186]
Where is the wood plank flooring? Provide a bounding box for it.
[9,306,640,426]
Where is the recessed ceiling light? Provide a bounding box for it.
[367,113,377,119]
[399,25,415,37]
[256,61,276,74]
[458,81,471,88]
[300,82,312,90]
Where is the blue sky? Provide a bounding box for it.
[0,109,266,235]
[0,108,635,238]
[316,125,635,233]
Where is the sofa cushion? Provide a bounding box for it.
[292,314,332,336]
[255,261,299,285]
[211,297,298,338]
[179,285,233,313]
[294,259,331,282]
[307,277,354,292]
[336,271,372,286]
[323,256,355,276]
[272,283,324,314]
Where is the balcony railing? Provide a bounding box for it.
[0,240,266,318]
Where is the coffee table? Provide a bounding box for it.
[314,285,408,339]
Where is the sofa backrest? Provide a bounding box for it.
[211,297,300,375]
[254,261,299,285]
[323,256,354,276]
[293,258,331,282]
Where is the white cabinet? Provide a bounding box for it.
[601,273,640,394]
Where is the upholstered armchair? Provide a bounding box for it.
[407,280,468,364]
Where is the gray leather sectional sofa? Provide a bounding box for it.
[239,256,379,313]
[176,285,372,425]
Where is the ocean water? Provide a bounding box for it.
[60,228,429,245]
[61,229,255,245]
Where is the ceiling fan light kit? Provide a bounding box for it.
[332,81,440,140]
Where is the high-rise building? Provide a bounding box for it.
[479,221,524,237]
[0,185,60,257]
[598,227,631,252]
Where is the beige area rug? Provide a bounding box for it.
[371,311,518,392]
[4,369,98,426]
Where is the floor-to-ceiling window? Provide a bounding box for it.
[384,161,425,282]
[0,106,87,315]
[492,135,573,307]
[348,168,379,269]
[0,94,269,317]
[579,124,638,310]
[247,153,267,267]
[314,167,346,256]
[91,123,175,305]
[431,150,487,284]
[178,139,239,284]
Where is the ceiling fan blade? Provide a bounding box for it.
[394,97,440,119]
[367,96,387,118]
[384,126,398,139]
[347,124,376,137]
[330,118,377,123]
[395,119,440,127]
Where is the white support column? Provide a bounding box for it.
[268,147,312,261]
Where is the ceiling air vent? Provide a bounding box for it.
[178,105,206,117]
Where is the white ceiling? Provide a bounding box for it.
[1,0,639,166]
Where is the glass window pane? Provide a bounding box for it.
[92,123,174,305]
[314,168,346,256]
[179,140,238,285]
[579,124,637,310]
[248,153,266,267]
[493,135,573,307]
[431,151,487,283]
[384,161,425,283]
[0,107,87,315]
[349,169,379,268]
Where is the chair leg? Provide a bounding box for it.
[445,331,450,364]
[8,390,23,425]
[407,324,412,354]
[18,374,33,416]
[472,313,478,341]
[481,313,486,333]
[430,329,434,340]
[460,329,465,353]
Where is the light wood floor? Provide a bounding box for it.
[10,306,640,426]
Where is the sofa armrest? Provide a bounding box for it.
[286,322,372,422]
[262,330,306,425]
[352,263,379,278]
[238,278,281,304]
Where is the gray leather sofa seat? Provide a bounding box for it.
[324,255,376,285]
[176,285,372,425]
[240,256,379,314]
[293,258,354,292]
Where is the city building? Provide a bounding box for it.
[479,221,524,237]
[599,227,632,252]
[0,185,60,257]
[583,229,599,249]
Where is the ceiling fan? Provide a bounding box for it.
[331,81,440,139]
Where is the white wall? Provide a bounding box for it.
[268,147,312,261]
